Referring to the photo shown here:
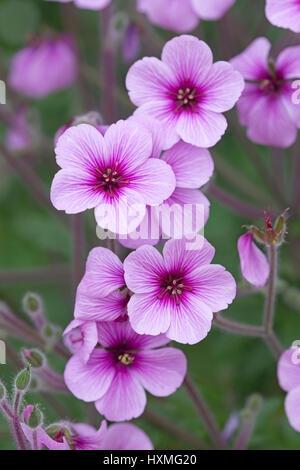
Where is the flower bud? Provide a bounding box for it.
[15,365,31,391]
[22,292,43,315]
[27,405,43,430]
[23,349,45,369]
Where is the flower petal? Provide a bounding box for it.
[132,347,186,396]
[95,367,147,421]
[163,236,215,275]
[237,233,270,287]
[127,292,171,336]
[161,141,214,188]
[124,245,165,294]
[285,387,300,432]
[191,0,235,20]
[230,37,271,81]
[278,348,300,392]
[101,423,153,450]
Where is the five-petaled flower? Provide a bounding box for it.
[126,35,244,149]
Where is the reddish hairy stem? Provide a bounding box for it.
[100,5,117,124]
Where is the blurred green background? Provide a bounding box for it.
[0,0,300,450]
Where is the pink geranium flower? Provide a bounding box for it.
[64,321,187,421]
[126,35,244,149]
[137,0,235,32]
[230,37,300,147]
[8,34,77,99]
[237,232,270,287]
[124,236,236,344]
[266,0,300,32]
[22,406,153,450]
[45,0,111,9]
[50,120,176,234]
[278,348,300,432]
[119,140,214,248]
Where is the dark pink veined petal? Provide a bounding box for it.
[130,158,176,205]
[124,245,165,294]
[278,348,300,392]
[285,387,300,432]
[230,37,271,81]
[94,186,146,235]
[80,247,125,298]
[74,289,127,322]
[103,119,153,172]
[161,141,214,188]
[126,56,175,107]
[163,236,215,275]
[132,347,186,396]
[161,35,213,85]
[245,92,297,148]
[237,232,270,287]
[101,423,153,450]
[191,0,235,20]
[64,349,115,402]
[188,264,236,312]
[201,61,244,113]
[176,107,228,148]
[276,45,300,79]
[21,424,68,450]
[166,295,213,344]
[50,168,105,213]
[95,367,147,421]
[127,291,171,336]
[159,188,210,238]
[55,123,107,171]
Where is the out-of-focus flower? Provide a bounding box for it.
[231,37,300,147]
[22,405,153,449]
[8,34,77,99]
[278,348,300,432]
[5,107,33,151]
[64,321,186,421]
[137,0,235,33]
[126,35,244,149]
[45,0,111,10]
[50,120,176,234]
[124,236,236,344]
[237,232,270,287]
[266,0,300,32]
[122,24,140,64]
[118,140,214,249]
[54,111,104,145]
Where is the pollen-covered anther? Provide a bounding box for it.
[118,353,135,366]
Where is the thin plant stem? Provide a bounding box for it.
[12,391,28,450]
[208,183,264,219]
[263,245,278,333]
[214,313,265,337]
[183,374,227,450]
[100,4,117,123]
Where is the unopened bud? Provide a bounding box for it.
[15,365,31,391]
[23,292,42,314]
[23,349,45,369]
[27,405,43,430]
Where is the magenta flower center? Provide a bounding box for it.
[92,163,130,198]
[168,81,202,114]
[157,272,193,306]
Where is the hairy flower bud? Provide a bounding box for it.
[23,349,46,369]
[15,365,31,391]
[23,292,42,314]
[27,405,43,430]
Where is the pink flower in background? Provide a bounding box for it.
[22,406,153,449]
[237,232,270,287]
[278,348,300,431]
[119,141,214,249]
[231,37,300,148]
[5,107,33,151]
[122,24,141,64]
[54,111,104,145]
[124,236,236,344]
[126,35,244,149]
[137,0,235,32]
[8,34,77,99]
[50,120,176,234]
[45,0,111,10]
[266,0,300,32]
[65,321,186,421]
